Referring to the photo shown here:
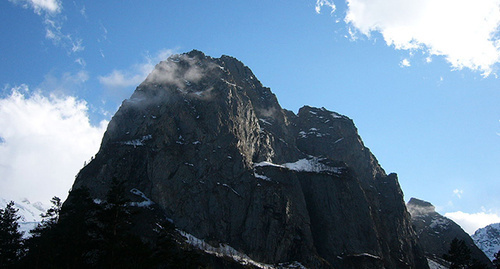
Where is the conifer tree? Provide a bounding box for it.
[21,188,100,268]
[56,187,101,267]
[469,259,489,269]
[0,201,24,267]
[97,177,152,267]
[41,197,61,226]
[29,196,61,238]
[21,196,63,267]
[443,238,472,269]
[493,250,500,269]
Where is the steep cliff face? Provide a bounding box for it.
[407,198,493,268]
[72,50,428,268]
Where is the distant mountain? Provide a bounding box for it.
[0,198,47,237]
[407,198,493,268]
[472,223,500,261]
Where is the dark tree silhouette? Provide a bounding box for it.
[17,180,217,268]
[442,238,489,269]
[29,196,61,237]
[443,238,472,269]
[96,177,153,268]
[21,188,100,268]
[493,250,500,269]
[0,201,24,267]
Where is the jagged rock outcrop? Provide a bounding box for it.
[407,198,493,268]
[71,50,428,268]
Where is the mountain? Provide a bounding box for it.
[472,223,500,261]
[66,50,429,268]
[407,198,493,268]
[0,198,47,237]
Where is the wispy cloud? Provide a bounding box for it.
[315,0,336,14]
[445,210,500,235]
[99,70,146,89]
[9,0,62,15]
[79,5,86,18]
[98,22,108,43]
[99,49,177,90]
[453,189,464,199]
[75,58,86,67]
[9,0,84,56]
[319,0,500,76]
[0,86,107,203]
[71,38,85,53]
[38,70,89,95]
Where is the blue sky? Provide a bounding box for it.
[1,0,499,234]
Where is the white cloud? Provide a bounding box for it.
[99,70,145,89]
[453,189,464,199]
[334,0,500,76]
[38,70,89,95]
[9,0,61,15]
[9,0,84,56]
[75,58,86,67]
[315,0,336,14]
[71,38,85,53]
[445,211,500,235]
[43,18,84,54]
[0,86,107,203]
[98,22,109,43]
[99,49,176,90]
[400,58,411,67]
[79,5,86,18]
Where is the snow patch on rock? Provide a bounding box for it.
[178,230,307,268]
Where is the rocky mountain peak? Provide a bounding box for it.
[407,197,436,216]
[71,51,430,268]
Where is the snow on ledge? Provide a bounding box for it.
[120,134,153,147]
[427,258,448,269]
[347,253,381,260]
[254,157,342,174]
[178,230,307,269]
[254,171,271,181]
[129,188,154,207]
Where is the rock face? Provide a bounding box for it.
[472,223,500,261]
[72,50,428,268]
[407,198,493,268]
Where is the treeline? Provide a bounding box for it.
[5,181,500,269]
[0,178,207,269]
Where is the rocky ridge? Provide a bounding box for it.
[407,198,493,268]
[71,50,428,268]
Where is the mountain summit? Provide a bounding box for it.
[70,50,428,268]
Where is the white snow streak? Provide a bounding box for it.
[129,188,154,207]
[178,230,307,269]
[254,158,342,174]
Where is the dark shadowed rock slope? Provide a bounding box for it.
[407,198,493,268]
[71,50,428,268]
